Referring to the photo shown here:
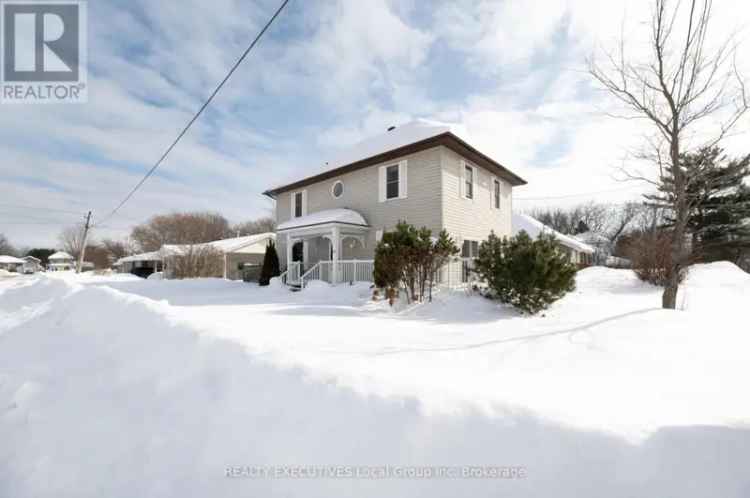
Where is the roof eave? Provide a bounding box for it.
[262,132,527,197]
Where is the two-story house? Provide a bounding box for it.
[263,120,527,284]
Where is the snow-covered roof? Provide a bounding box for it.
[277,209,369,231]
[324,119,470,173]
[512,213,595,254]
[0,255,25,264]
[207,233,275,253]
[116,251,163,265]
[265,119,526,195]
[160,233,276,257]
[22,255,41,263]
[575,231,612,246]
[49,251,74,261]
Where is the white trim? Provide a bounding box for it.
[331,180,344,199]
[378,166,386,203]
[291,190,308,218]
[382,163,402,202]
[398,160,408,199]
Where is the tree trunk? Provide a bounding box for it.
[662,271,679,308]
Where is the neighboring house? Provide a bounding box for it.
[575,230,613,265]
[0,255,25,272]
[160,233,276,280]
[263,119,527,285]
[22,256,43,274]
[114,251,163,278]
[512,213,595,266]
[47,251,75,271]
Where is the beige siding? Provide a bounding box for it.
[276,147,444,266]
[440,147,513,246]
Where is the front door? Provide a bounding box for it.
[292,241,304,268]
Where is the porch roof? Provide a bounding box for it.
[277,209,369,232]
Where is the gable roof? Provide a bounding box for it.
[264,119,527,197]
[49,251,74,261]
[512,213,595,254]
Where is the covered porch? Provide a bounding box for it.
[276,209,374,286]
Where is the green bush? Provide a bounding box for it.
[374,221,459,303]
[474,231,577,314]
[258,240,280,286]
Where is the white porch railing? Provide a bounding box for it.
[289,258,475,290]
[298,259,375,288]
[438,257,477,289]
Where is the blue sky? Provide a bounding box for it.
[1,0,748,247]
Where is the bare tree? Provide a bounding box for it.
[0,233,16,256]
[169,245,224,279]
[589,0,749,308]
[58,225,88,260]
[131,211,230,252]
[231,217,276,236]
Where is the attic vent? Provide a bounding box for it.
[387,126,396,132]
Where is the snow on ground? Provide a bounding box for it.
[1,265,749,497]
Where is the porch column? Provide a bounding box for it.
[331,226,340,284]
[286,233,293,270]
[222,253,228,279]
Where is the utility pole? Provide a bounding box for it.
[76,211,92,274]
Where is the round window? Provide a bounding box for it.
[332,181,344,198]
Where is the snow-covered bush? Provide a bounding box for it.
[374,221,459,303]
[474,231,577,314]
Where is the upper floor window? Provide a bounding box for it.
[379,160,407,202]
[493,179,501,209]
[464,165,474,199]
[386,165,400,199]
[293,191,303,218]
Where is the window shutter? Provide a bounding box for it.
[290,193,295,218]
[376,230,383,242]
[399,160,408,199]
[378,166,386,203]
[459,160,466,198]
[472,167,477,203]
[302,190,308,216]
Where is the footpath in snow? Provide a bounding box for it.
[1,264,749,497]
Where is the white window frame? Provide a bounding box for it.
[379,160,408,202]
[291,189,307,219]
[461,161,476,201]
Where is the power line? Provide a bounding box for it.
[95,0,291,228]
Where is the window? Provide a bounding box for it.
[493,179,501,209]
[464,165,474,199]
[293,192,303,218]
[331,181,344,198]
[386,165,399,199]
[462,240,479,258]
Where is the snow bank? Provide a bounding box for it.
[1,267,749,496]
